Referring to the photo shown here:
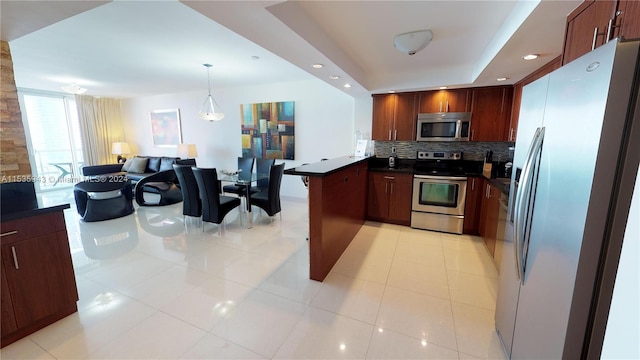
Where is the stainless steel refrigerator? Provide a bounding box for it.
[495,38,640,359]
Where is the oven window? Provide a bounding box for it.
[421,122,457,138]
[419,182,459,207]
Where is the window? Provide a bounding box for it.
[20,91,84,191]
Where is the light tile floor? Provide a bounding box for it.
[1,190,506,359]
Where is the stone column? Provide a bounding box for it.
[0,40,31,181]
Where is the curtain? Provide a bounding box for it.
[76,95,126,165]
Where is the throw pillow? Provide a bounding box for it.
[147,157,161,172]
[128,157,149,174]
[159,157,176,171]
[121,157,135,172]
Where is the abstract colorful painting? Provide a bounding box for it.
[240,101,295,159]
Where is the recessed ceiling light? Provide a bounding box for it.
[439,86,448,90]
[523,54,539,60]
[344,83,352,88]
[497,77,509,81]
[312,63,324,69]
[388,90,396,93]
[330,75,340,80]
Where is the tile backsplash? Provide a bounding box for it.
[374,140,515,162]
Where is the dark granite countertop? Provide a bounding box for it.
[1,182,71,222]
[284,156,371,177]
[2,203,71,222]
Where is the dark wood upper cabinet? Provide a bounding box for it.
[418,89,471,113]
[372,93,417,141]
[615,0,640,40]
[561,0,639,65]
[470,86,513,142]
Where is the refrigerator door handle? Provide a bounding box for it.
[513,127,545,284]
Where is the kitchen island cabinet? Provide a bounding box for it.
[372,93,417,141]
[1,208,78,348]
[284,157,369,281]
[367,171,412,226]
[418,89,471,113]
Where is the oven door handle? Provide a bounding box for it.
[413,175,467,181]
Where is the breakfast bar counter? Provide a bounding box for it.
[285,156,370,281]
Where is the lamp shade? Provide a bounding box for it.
[177,144,198,158]
[111,142,131,155]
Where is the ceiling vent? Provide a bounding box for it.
[394,30,433,55]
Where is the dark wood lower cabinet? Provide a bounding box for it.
[1,211,78,348]
[367,172,413,226]
[463,177,483,235]
[478,180,501,257]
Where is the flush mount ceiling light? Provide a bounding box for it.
[330,75,340,80]
[523,54,539,60]
[394,29,433,55]
[61,83,87,95]
[312,63,324,69]
[198,64,224,122]
[497,77,509,81]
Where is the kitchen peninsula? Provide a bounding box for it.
[1,182,78,347]
[284,156,369,281]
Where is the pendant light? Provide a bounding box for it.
[198,64,224,121]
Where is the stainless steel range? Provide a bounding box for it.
[411,151,467,234]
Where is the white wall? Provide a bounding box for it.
[121,78,357,198]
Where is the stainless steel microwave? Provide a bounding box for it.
[416,112,471,141]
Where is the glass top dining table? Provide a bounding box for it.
[217,171,269,228]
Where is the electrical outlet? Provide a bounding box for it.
[391,146,397,153]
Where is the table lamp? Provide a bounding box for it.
[112,142,131,163]
[177,144,198,159]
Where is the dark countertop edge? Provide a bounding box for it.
[1,203,71,222]
[284,156,371,177]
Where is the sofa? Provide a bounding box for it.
[81,156,191,182]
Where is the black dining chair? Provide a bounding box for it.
[250,158,275,195]
[192,167,242,231]
[249,163,284,220]
[173,164,201,220]
[222,157,255,208]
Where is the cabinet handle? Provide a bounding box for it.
[439,101,443,112]
[591,27,606,50]
[11,246,19,270]
[446,100,449,112]
[394,129,397,140]
[1,230,18,237]
[384,176,395,180]
[385,182,388,194]
[388,129,392,141]
[472,178,475,191]
[509,128,515,142]
[607,13,622,42]
[486,184,490,199]
[471,129,475,141]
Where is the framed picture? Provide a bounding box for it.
[240,101,295,159]
[150,109,182,147]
